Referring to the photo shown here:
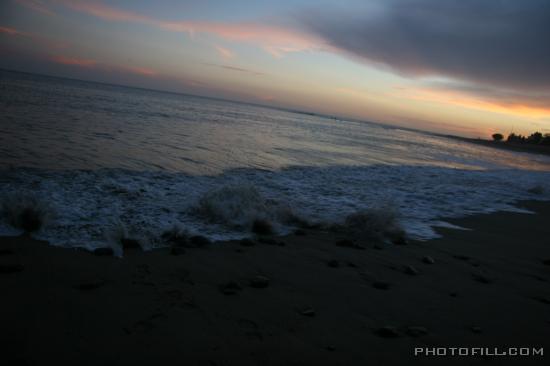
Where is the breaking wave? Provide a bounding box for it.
[1,165,549,252]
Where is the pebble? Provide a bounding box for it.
[327,259,339,268]
[121,238,141,249]
[471,326,482,334]
[93,247,114,256]
[219,281,242,295]
[422,256,435,264]
[0,264,24,274]
[239,238,256,247]
[76,280,105,291]
[472,273,492,284]
[299,307,316,317]
[249,275,270,288]
[375,326,400,338]
[170,247,185,256]
[189,235,211,247]
[403,265,419,275]
[251,219,273,235]
[405,326,429,337]
[392,237,408,245]
[372,281,390,290]
[336,239,365,250]
[0,249,14,256]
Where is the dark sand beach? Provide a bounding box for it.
[1,201,549,365]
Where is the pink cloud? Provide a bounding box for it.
[0,26,22,36]
[51,55,98,67]
[120,65,157,77]
[15,0,56,16]
[50,53,158,78]
[214,45,235,60]
[56,1,324,57]
[60,0,153,23]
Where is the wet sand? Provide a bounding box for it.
[1,201,549,365]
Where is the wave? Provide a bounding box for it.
[1,165,549,253]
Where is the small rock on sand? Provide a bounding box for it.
[239,238,256,247]
[258,237,278,245]
[403,265,419,275]
[251,219,273,235]
[327,259,339,268]
[422,256,435,264]
[76,280,105,291]
[219,281,242,295]
[372,281,390,290]
[335,239,365,250]
[392,237,408,245]
[0,264,24,274]
[170,247,185,256]
[470,326,482,334]
[472,273,492,284]
[299,307,316,317]
[94,247,114,256]
[454,254,471,261]
[405,326,429,337]
[121,238,141,249]
[189,235,211,247]
[249,275,270,288]
[375,326,400,338]
[532,296,550,305]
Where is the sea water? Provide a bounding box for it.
[2,69,550,250]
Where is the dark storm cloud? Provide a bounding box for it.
[303,0,550,91]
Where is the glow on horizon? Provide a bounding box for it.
[1,0,549,138]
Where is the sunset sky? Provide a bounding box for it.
[1,0,549,137]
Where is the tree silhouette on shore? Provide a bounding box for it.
[495,131,550,146]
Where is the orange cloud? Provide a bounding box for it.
[60,0,153,23]
[121,65,157,77]
[51,55,97,67]
[50,54,157,77]
[56,1,324,57]
[396,87,550,119]
[0,26,22,36]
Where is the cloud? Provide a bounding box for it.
[52,0,324,57]
[214,45,234,60]
[15,0,56,16]
[202,62,265,76]
[395,81,550,118]
[0,26,22,36]
[50,54,157,77]
[303,0,550,91]
[51,55,97,67]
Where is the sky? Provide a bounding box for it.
[1,0,549,138]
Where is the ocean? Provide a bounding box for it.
[2,69,550,250]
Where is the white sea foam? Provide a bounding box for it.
[1,165,549,250]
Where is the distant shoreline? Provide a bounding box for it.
[442,134,550,157]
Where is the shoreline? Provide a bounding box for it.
[442,134,550,157]
[1,201,550,365]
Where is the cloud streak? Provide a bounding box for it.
[50,54,157,77]
[202,62,265,76]
[56,0,324,57]
[303,0,550,91]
